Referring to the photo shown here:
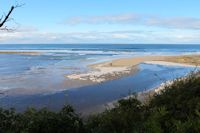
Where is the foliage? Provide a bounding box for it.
[0,105,85,133]
[0,73,200,133]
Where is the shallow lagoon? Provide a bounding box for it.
[0,63,195,114]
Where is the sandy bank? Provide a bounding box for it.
[96,55,200,67]
[66,55,200,83]
[66,65,139,83]
[0,51,40,55]
[66,56,167,83]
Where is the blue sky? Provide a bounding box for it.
[0,0,200,44]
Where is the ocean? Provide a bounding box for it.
[0,44,200,113]
[1,44,200,76]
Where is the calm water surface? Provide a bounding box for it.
[0,44,199,113]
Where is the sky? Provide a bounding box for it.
[0,0,200,44]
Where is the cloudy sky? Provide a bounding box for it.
[0,0,200,44]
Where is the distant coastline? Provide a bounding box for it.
[0,50,40,55]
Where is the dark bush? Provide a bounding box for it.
[0,105,85,133]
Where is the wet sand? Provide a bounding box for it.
[66,65,139,83]
[66,55,200,84]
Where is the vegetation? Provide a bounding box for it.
[0,105,85,133]
[0,73,200,133]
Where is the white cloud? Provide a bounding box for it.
[63,13,200,30]
[146,17,200,29]
[112,34,130,39]
[63,13,139,25]
[1,27,200,44]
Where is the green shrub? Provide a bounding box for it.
[86,97,146,133]
[0,105,85,133]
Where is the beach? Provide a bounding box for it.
[66,54,200,84]
[95,55,200,67]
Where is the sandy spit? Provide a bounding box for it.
[66,55,200,83]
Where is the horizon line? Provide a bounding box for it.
[0,43,200,45]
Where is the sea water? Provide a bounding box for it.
[0,44,200,112]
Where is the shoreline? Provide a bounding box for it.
[94,55,200,67]
[85,77,185,116]
[0,51,41,55]
[65,54,200,84]
[143,61,199,67]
